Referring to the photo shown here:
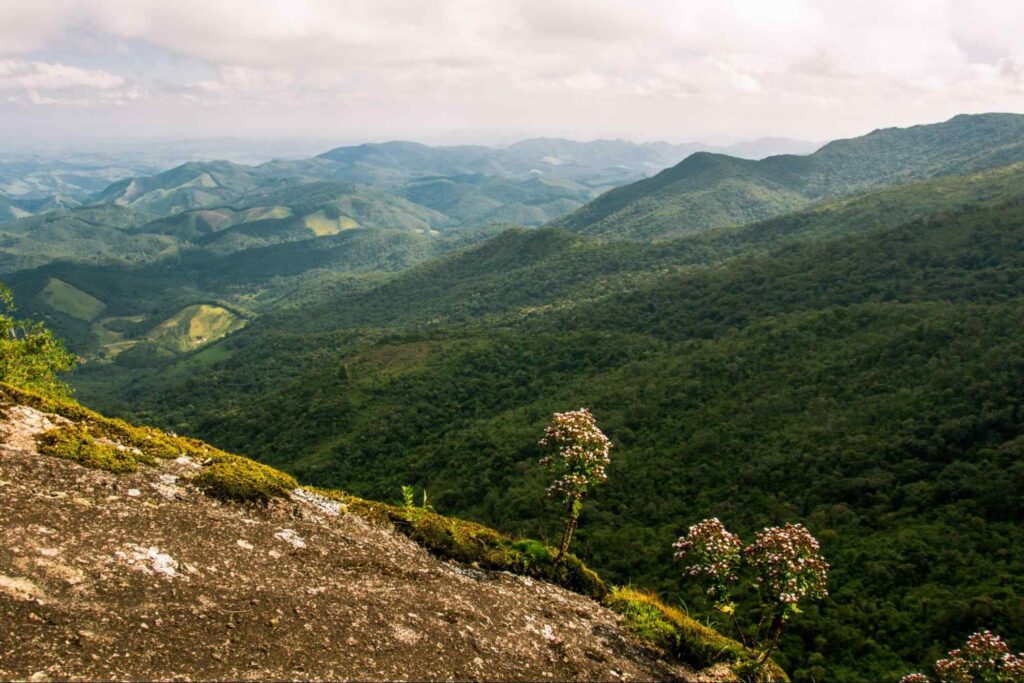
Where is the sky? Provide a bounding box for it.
[1,0,1024,147]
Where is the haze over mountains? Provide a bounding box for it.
[3,113,1024,681]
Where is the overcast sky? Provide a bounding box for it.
[1,0,1023,146]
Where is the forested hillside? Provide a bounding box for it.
[555,113,1024,239]
[72,152,1024,681]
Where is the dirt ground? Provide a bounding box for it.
[0,404,700,681]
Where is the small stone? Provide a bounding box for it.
[473,657,484,667]
[236,539,253,551]
[127,489,141,497]
[38,548,59,557]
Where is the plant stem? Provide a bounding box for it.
[728,611,750,649]
[554,500,579,563]
[757,611,785,665]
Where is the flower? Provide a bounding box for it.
[539,408,612,504]
[932,630,1024,683]
[673,518,743,601]
[744,523,829,606]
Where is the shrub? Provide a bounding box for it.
[36,424,138,473]
[193,454,298,503]
[902,630,1024,683]
[674,520,829,668]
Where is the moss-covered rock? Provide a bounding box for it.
[343,496,609,600]
[36,424,138,474]
[605,587,788,682]
[1,382,205,461]
[193,455,298,502]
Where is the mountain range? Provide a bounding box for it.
[3,113,1023,681]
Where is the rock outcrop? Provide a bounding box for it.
[0,401,709,682]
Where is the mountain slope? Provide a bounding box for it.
[0,383,762,682]
[556,113,1024,239]
[83,186,1024,682]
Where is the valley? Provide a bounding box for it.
[3,114,1024,682]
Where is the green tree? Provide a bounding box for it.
[0,282,76,397]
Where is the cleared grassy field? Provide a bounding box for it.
[34,278,106,321]
[147,304,246,352]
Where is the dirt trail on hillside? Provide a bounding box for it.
[0,405,700,682]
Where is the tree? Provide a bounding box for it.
[0,282,76,397]
[539,408,612,562]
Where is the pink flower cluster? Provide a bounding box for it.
[900,674,930,683]
[744,523,829,605]
[933,630,1024,683]
[539,408,612,504]
[672,518,742,600]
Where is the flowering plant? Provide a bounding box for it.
[902,630,1024,683]
[672,518,742,607]
[674,519,829,666]
[539,408,612,561]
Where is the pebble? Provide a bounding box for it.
[127,489,141,497]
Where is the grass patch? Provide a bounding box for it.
[343,496,608,599]
[36,424,139,473]
[193,454,298,503]
[34,278,106,321]
[605,587,788,682]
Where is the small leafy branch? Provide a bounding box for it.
[674,519,829,666]
[539,408,612,563]
[901,630,1024,683]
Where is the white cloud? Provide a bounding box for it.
[0,60,124,91]
[0,0,1023,140]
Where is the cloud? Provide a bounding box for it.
[1,0,1023,140]
[0,59,125,91]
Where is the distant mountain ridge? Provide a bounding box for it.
[554,113,1024,239]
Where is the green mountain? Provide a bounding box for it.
[315,138,702,187]
[556,113,1024,239]
[7,222,502,361]
[72,160,1024,682]
[398,174,593,226]
[93,160,268,215]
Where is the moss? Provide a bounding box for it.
[193,454,298,503]
[343,496,608,600]
[1,382,205,462]
[4,381,296,504]
[36,424,138,474]
[605,587,788,682]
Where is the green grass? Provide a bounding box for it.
[34,277,106,321]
